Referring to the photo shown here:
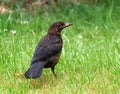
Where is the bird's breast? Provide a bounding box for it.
[44,52,61,68]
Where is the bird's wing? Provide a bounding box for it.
[31,36,62,63]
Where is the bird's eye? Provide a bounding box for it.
[58,24,62,27]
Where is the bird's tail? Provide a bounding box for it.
[24,61,46,79]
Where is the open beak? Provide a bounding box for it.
[64,22,73,27]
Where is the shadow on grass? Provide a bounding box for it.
[14,71,63,89]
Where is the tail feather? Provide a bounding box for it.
[24,61,45,79]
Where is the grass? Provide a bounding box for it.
[0,2,120,94]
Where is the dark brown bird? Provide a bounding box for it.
[24,22,72,79]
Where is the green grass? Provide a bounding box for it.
[0,2,120,94]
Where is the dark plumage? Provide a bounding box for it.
[24,22,72,79]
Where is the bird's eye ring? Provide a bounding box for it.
[58,24,62,27]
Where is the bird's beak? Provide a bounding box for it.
[64,22,73,27]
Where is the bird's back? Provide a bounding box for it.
[31,33,63,64]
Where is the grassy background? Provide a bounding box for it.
[0,1,120,94]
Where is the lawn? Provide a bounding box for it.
[0,2,120,94]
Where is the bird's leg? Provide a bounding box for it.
[51,66,57,78]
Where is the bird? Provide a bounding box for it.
[24,22,72,79]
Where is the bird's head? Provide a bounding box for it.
[48,22,72,34]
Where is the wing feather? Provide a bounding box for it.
[31,35,62,63]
